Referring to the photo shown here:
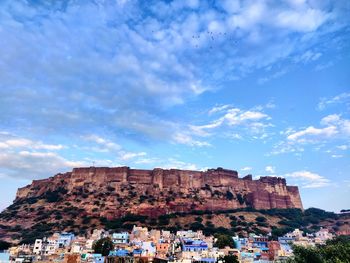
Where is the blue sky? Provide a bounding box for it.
[0,0,349,212]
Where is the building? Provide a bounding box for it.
[141,241,156,256]
[156,242,170,258]
[33,239,43,255]
[131,226,149,241]
[315,228,333,244]
[109,249,130,257]
[181,239,208,252]
[177,230,204,240]
[268,241,281,261]
[41,236,59,255]
[58,232,75,248]
[112,232,130,245]
[251,235,268,249]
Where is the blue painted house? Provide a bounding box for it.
[58,233,75,248]
[181,239,208,252]
[109,249,131,257]
[232,237,248,250]
[252,236,268,249]
[133,249,143,256]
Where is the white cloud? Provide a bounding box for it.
[208,104,231,115]
[134,157,198,171]
[276,8,328,32]
[84,135,122,152]
[271,142,305,155]
[331,154,343,158]
[273,113,350,155]
[227,133,243,140]
[192,106,271,139]
[281,114,350,148]
[0,132,86,179]
[258,69,287,84]
[284,170,331,188]
[0,150,86,180]
[172,132,211,147]
[287,126,338,142]
[265,166,276,173]
[241,166,252,172]
[163,158,198,170]
[0,134,64,151]
[318,92,350,110]
[320,114,341,125]
[83,134,157,162]
[337,145,348,150]
[119,152,147,161]
[294,50,322,63]
[344,180,350,187]
[228,2,266,31]
[0,0,346,148]
[220,0,240,14]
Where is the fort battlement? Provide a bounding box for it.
[15,166,303,216]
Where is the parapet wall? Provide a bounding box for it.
[70,166,242,189]
[15,166,303,211]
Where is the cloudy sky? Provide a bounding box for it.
[0,0,349,212]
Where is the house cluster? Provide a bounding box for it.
[6,226,334,263]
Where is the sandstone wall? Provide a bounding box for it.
[15,166,303,217]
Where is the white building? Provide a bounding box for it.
[315,228,333,244]
[33,239,43,255]
[176,230,204,240]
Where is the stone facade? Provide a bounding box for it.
[15,166,303,218]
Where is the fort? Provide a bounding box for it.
[15,167,303,218]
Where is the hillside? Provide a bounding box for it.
[1,206,349,245]
[0,166,309,243]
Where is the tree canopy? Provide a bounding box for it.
[214,234,235,249]
[217,254,239,263]
[0,240,11,250]
[92,237,114,256]
[287,236,350,263]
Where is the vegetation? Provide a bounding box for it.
[236,193,245,205]
[255,216,267,223]
[217,254,239,263]
[19,222,56,244]
[214,234,235,249]
[1,199,346,243]
[93,237,114,256]
[0,240,11,250]
[190,222,205,231]
[43,187,68,203]
[286,236,350,263]
[226,191,234,200]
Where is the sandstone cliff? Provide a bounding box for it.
[14,166,302,218]
[0,166,306,242]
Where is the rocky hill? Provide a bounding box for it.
[0,166,304,243]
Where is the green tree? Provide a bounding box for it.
[287,236,350,263]
[226,191,234,200]
[93,237,114,256]
[287,245,323,263]
[217,255,239,263]
[255,216,267,222]
[214,234,235,249]
[0,240,11,250]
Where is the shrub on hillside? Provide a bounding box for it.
[255,216,267,222]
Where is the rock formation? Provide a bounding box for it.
[14,166,303,219]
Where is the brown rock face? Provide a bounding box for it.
[14,166,303,218]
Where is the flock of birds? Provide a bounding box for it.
[150,29,239,50]
[191,31,238,49]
